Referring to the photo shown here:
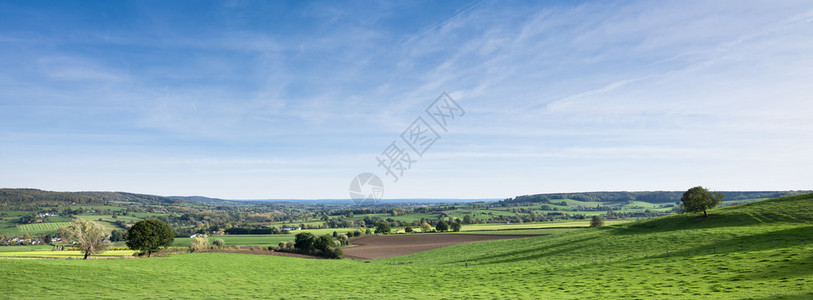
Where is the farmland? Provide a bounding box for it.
[1,189,804,243]
[343,234,539,260]
[170,235,294,248]
[1,193,811,298]
[16,222,71,234]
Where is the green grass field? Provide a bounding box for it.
[16,222,71,235]
[1,193,811,298]
[0,249,134,259]
[171,235,295,247]
[456,219,630,231]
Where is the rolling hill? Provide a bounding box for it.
[502,190,811,204]
[1,193,810,298]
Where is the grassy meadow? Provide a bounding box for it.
[170,234,294,248]
[1,193,811,298]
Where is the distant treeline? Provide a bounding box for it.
[0,188,104,209]
[75,191,187,206]
[224,226,288,235]
[501,191,812,204]
[0,188,195,209]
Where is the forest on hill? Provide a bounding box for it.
[501,190,811,204]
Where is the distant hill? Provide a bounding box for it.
[167,196,239,205]
[502,190,812,204]
[0,188,104,209]
[0,188,190,209]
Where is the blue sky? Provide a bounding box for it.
[1,0,812,199]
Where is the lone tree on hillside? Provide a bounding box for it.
[450,222,462,232]
[680,186,725,217]
[58,219,111,260]
[589,216,604,227]
[126,219,174,257]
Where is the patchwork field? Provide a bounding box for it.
[1,193,811,298]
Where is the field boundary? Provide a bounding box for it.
[344,233,542,260]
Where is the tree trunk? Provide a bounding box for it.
[703,210,708,217]
[148,251,151,258]
[84,252,89,260]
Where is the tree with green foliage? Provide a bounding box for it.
[404,226,413,233]
[42,234,52,244]
[58,219,111,260]
[463,215,473,224]
[189,235,209,252]
[126,219,174,257]
[336,234,349,245]
[213,238,225,249]
[314,235,334,253]
[450,222,461,232]
[295,232,316,252]
[680,186,724,217]
[590,216,604,227]
[374,222,391,234]
[22,232,31,240]
[365,228,372,235]
[421,222,432,233]
[436,220,449,232]
[110,229,127,242]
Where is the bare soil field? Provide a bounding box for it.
[343,234,540,260]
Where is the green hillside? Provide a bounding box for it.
[381,193,813,266]
[1,193,811,299]
[0,189,191,208]
[503,190,811,204]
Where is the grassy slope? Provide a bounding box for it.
[1,194,811,299]
[382,193,813,265]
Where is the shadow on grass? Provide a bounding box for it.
[646,225,813,258]
[740,247,813,281]
[446,235,600,265]
[610,193,813,236]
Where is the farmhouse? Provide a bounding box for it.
[283,226,301,231]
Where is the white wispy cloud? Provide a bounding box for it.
[1,1,811,198]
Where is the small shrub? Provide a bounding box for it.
[590,216,605,227]
[333,247,343,258]
[189,235,209,253]
[212,238,225,250]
